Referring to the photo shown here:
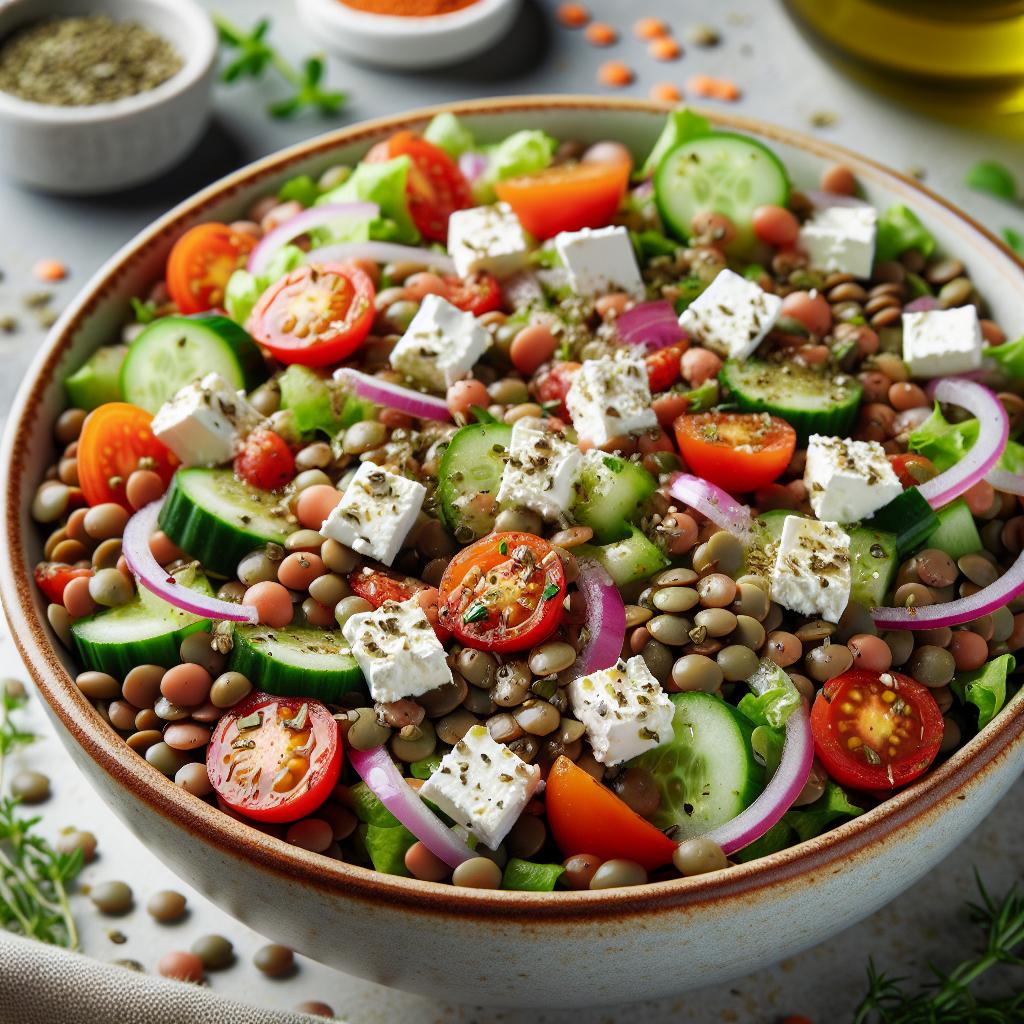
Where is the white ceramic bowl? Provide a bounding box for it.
[295,0,521,70]
[0,0,217,194]
[2,97,1023,1009]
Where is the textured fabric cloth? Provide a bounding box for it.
[0,933,326,1024]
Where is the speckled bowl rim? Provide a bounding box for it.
[3,95,1023,924]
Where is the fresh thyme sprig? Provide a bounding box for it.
[853,873,1024,1024]
[213,15,347,120]
[0,686,82,950]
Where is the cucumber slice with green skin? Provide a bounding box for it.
[866,487,939,560]
[229,624,362,702]
[631,691,762,841]
[575,526,669,587]
[437,422,512,540]
[120,315,266,414]
[924,498,982,560]
[655,133,790,246]
[71,575,214,676]
[65,345,127,411]
[719,360,863,443]
[158,468,291,577]
[572,453,657,543]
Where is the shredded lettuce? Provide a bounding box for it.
[951,653,1016,729]
[224,243,304,325]
[875,203,937,262]
[318,155,419,243]
[639,108,712,179]
[423,111,475,158]
[502,859,565,892]
[986,334,1024,383]
[278,364,366,439]
[277,173,320,208]
[473,129,556,204]
[738,660,801,729]
[909,402,1024,473]
[631,229,679,261]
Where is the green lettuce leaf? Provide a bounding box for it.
[318,155,419,243]
[909,402,1024,472]
[986,334,1024,383]
[474,130,556,204]
[224,243,305,325]
[502,859,566,892]
[639,108,712,178]
[278,364,366,439]
[875,203,937,262]
[423,111,475,158]
[738,660,801,729]
[951,653,1016,729]
[785,781,863,842]
[680,377,718,412]
[631,229,679,261]
[278,173,320,208]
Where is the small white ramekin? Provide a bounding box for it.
[295,0,521,70]
[0,0,217,195]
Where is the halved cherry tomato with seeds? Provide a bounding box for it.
[76,403,178,510]
[889,453,937,489]
[166,223,256,315]
[674,412,796,493]
[645,342,687,393]
[207,693,341,823]
[34,563,93,604]
[234,429,295,491]
[533,360,581,419]
[443,272,502,315]
[348,569,449,643]
[250,262,375,367]
[810,669,943,792]
[439,532,566,653]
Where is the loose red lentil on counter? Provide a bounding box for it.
[33,109,1024,891]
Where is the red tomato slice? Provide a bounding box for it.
[439,533,565,653]
[674,412,796,493]
[494,162,630,239]
[366,131,472,242]
[234,429,295,491]
[34,562,92,604]
[348,569,450,644]
[545,756,676,870]
[250,262,375,368]
[207,693,342,823]
[76,403,178,510]
[889,453,937,489]
[166,223,256,315]
[533,361,581,419]
[810,669,943,792]
[645,343,687,394]
[443,273,502,315]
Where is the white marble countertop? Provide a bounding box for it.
[0,0,1022,1020]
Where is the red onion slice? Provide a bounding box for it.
[122,499,258,623]
[335,368,452,421]
[669,474,753,542]
[903,296,940,313]
[247,203,379,276]
[458,151,489,183]
[304,241,456,275]
[986,468,1024,495]
[616,300,687,351]
[873,545,1024,630]
[917,380,1009,509]
[568,559,627,680]
[347,745,475,868]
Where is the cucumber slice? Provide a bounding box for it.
[437,422,512,540]
[65,345,127,411]
[120,315,266,414]
[229,624,362,702]
[572,453,657,543]
[159,468,291,576]
[71,574,214,676]
[575,526,669,587]
[631,691,762,841]
[866,487,939,560]
[925,498,982,560]
[655,133,790,245]
[719,360,863,443]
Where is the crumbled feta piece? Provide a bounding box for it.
[389,294,491,391]
[901,307,983,379]
[447,203,532,279]
[565,351,658,445]
[151,372,265,467]
[678,268,783,361]
[554,226,645,299]
[798,205,877,279]
[342,596,452,704]
[496,421,583,520]
[320,462,425,567]
[804,435,903,523]
[568,656,675,765]
[770,516,851,624]
[419,725,541,850]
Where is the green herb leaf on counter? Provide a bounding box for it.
[965,159,1017,201]
[1005,227,1024,258]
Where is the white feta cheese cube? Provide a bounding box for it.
[769,516,851,624]
[419,724,541,850]
[341,596,452,704]
[798,205,877,279]
[496,421,583,520]
[565,351,658,445]
[151,372,265,467]
[389,294,491,391]
[804,435,903,523]
[554,226,645,299]
[901,307,983,379]
[447,203,532,279]
[678,268,783,361]
[321,461,425,567]
[568,656,675,766]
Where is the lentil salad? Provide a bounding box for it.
[31,108,1024,891]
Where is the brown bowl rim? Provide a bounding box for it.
[3,95,1024,924]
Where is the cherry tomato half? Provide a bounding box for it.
[545,756,676,870]
[347,568,449,644]
[366,131,472,242]
[250,262,376,367]
[674,412,796,493]
[533,361,581,420]
[33,562,93,604]
[443,272,502,316]
[810,669,943,792]
[76,403,178,509]
[889,453,937,489]
[439,532,566,653]
[234,429,295,491]
[207,693,342,823]
[645,342,687,394]
[166,223,256,315]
